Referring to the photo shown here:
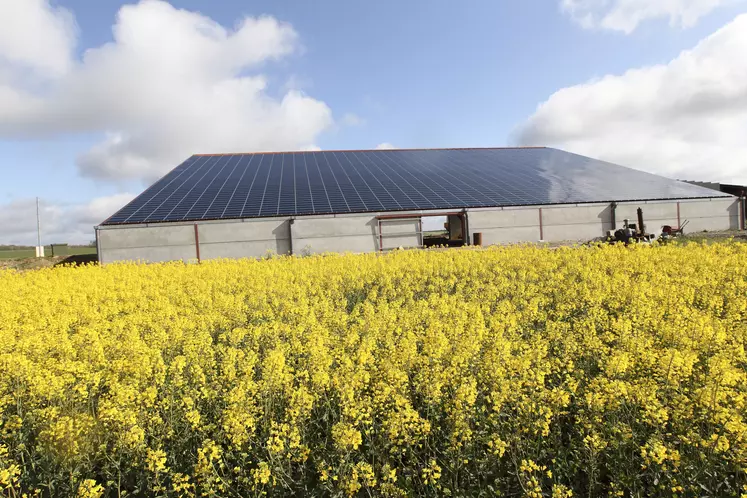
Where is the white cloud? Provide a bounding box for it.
[561,0,736,33]
[0,193,135,246]
[376,142,396,150]
[515,14,747,184]
[341,113,365,127]
[0,0,334,183]
[0,0,76,77]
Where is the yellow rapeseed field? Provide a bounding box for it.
[1,242,747,497]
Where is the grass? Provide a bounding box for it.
[0,250,35,259]
[0,246,97,260]
[677,230,747,245]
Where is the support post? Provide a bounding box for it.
[461,211,468,245]
[95,227,102,265]
[378,219,383,252]
[194,224,201,262]
[289,218,294,255]
[35,197,44,258]
[610,202,617,231]
[677,202,681,229]
[36,197,41,248]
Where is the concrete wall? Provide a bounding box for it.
[97,218,290,264]
[467,197,741,246]
[542,204,615,241]
[97,225,197,264]
[291,215,378,254]
[679,197,740,232]
[97,197,741,263]
[380,218,421,250]
[467,207,542,245]
[198,220,290,259]
[614,201,678,232]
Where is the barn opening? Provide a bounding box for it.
[422,214,467,248]
[376,213,467,251]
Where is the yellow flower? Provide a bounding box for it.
[252,462,271,485]
[1,242,746,496]
[145,448,167,473]
[331,422,362,451]
[76,479,104,498]
[552,484,573,498]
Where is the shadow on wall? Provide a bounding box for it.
[728,201,742,230]
[272,221,292,255]
[367,218,379,251]
[597,204,614,232]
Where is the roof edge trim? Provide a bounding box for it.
[192,146,547,157]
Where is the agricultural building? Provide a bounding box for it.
[96,147,742,263]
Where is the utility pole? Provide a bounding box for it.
[36,197,43,257]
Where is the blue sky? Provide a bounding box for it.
[1,0,746,243]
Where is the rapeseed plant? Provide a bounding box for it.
[0,242,746,496]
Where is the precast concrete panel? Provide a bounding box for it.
[479,226,540,245]
[197,220,290,244]
[199,240,291,260]
[98,225,195,250]
[679,198,740,232]
[292,236,378,254]
[541,204,613,241]
[291,215,379,254]
[468,208,541,231]
[291,215,374,239]
[380,218,420,250]
[615,202,678,232]
[197,219,291,259]
[99,245,196,264]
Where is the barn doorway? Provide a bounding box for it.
[422,213,467,248]
[377,212,467,251]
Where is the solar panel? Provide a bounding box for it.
[102,148,733,225]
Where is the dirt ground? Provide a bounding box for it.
[0,254,98,271]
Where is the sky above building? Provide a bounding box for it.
[1,0,746,244]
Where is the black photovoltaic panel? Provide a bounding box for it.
[102,148,732,225]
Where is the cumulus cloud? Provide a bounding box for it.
[0,0,334,183]
[0,0,76,77]
[515,14,747,184]
[561,0,736,33]
[0,194,135,246]
[376,142,396,150]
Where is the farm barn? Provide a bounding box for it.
[96,147,742,264]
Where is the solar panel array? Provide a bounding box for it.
[103,148,731,225]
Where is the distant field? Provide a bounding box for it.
[0,246,97,260]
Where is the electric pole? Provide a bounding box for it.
[36,197,42,257]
